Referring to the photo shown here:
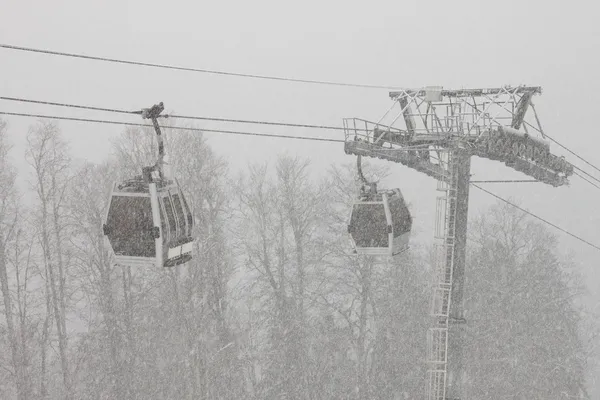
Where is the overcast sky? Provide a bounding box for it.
[2,0,599,393]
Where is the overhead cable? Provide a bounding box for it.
[1,109,598,251]
[4,95,600,190]
[0,111,344,143]
[573,171,600,191]
[471,183,600,251]
[0,96,358,132]
[469,180,540,183]
[571,164,600,185]
[542,131,600,175]
[0,43,401,90]
[0,96,138,115]
[4,96,600,188]
[4,43,600,179]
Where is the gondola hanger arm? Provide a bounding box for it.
[357,155,377,196]
[140,102,167,181]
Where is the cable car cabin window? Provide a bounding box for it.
[350,204,389,248]
[388,197,412,236]
[158,199,168,245]
[171,193,187,238]
[162,195,178,242]
[106,196,155,258]
[179,191,193,235]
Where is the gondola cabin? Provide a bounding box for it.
[347,189,412,256]
[103,176,194,268]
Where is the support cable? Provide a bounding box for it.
[573,171,600,191]
[0,43,401,90]
[0,95,364,132]
[470,180,540,183]
[1,109,599,251]
[537,130,600,176]
[0,111,344,143]
[3,45,599,177]
[471,183,600,251]
[3,96,600,187]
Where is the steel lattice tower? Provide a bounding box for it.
[342,85,573,400]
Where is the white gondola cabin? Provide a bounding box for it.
[103,174,194,268]
[102,102,195,268]
[347,189,412,256]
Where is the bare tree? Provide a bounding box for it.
[233,161,299,398]
[465,201,588,399]
[68,160,126,398]
[233,155,333,399]
[25,121,73,399]
[275,154,333,398]
[0,119,34,400]
[169,128,247,399]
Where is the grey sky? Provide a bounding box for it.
[2,0,599,393]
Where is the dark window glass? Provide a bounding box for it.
[388,195,412,238]
[158,198,168,245]
[349,203,389,248]
[180,191,193,233]
[106,196,155,258]
[171,193,187,237]
[158,197,170,244]
[163,195,177,241]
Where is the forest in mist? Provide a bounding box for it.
[0,117,595,399]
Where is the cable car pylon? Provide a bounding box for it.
[103,102,195,268]
[342,85,573,400]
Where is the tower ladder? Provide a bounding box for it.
[426,150,459,400]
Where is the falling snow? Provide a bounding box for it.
[1,2,599,399]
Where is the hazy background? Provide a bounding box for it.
[2,0,599,395]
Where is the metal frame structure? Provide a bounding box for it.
[342,85,573,400]
[344,85,572,187]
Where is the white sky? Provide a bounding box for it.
[2,0,600,393]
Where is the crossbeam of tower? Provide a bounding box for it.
[342,85,573,400]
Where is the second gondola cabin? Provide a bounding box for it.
[347,189,412,256]
[103,172,194,268]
